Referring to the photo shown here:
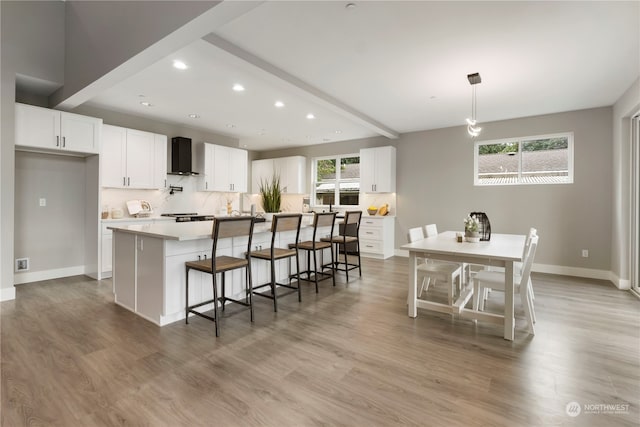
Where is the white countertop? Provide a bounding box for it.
[102,216,175,223]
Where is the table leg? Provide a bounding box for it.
[504,261,515,340]
[408,251,417,317]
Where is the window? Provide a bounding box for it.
[474,132,574,185]
[312,154,360,206]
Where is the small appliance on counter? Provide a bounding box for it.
[161,213,266,223]
[126,200,153,218]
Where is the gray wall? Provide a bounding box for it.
[263,107,613,271]
[14,152,88,274]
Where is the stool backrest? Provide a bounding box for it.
[211,217,255,255]
[424,224,438,237]
[313,212,336,241]
[271,214,302,249]
[341,211,362,237]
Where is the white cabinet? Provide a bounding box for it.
[101,124,167,189]
[359,215,395,259]
[15,103,101,155]
[360,146,396,193]
[198,143,248,192]
[251,156,306,194]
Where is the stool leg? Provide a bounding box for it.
[212,272,219,337]
[247,262,254,322]
[343,242,349,283]
[271,257,278,312]
[185,266,190,324]
[357,240,362,277]
[312,249,319,293]
[295,251,302,302]
[330,246,336,287]
[221,272,226,312]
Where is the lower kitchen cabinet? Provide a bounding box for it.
[359,215,395,259]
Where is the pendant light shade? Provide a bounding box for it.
[466,73,482,137]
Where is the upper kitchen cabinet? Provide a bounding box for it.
[251,156,306,194]
[15,103,102,155]
[197,143,247,192]
[360,146,396,193]
[101,124,167,189]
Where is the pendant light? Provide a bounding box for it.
[466,72,482,137]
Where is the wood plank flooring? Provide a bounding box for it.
[1,257,638,426]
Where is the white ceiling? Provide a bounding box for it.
[85,1,640,151]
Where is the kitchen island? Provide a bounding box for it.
[109,219,323,326]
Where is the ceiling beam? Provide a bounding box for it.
[202,33,399,139]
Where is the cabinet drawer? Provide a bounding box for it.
[359,226,382,240]
[361,218,383,228]
[360,239,383,254]
[166,239,212,256]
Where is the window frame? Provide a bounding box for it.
[311,153,360,208]
[473,132,574,186]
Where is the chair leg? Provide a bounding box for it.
[521,284,535,335]
[357,241,362,277]
[221,272,226,312]
[343,244,349,283]
[295,252,302,302]
[330,246,336,287]
[247,263,254,323]
[312,250,319,293]
[472,279,480,311]
[185,266,190,324]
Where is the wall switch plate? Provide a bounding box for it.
[581,249,589,258]
[39,198,46,207]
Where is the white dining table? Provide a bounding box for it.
[400,231,526,340]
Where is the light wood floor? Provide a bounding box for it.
[1,257,638,426]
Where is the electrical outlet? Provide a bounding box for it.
[15,258,29,272]
[581,249,589,258]
[39,198,46,207]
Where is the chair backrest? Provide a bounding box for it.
[340,211,362,237]
[519,235,539,288]
[424,224,438,238]
[211,217,255,256]
[270,213,302,249]
[312,212,336,241]
[408,227,425,243]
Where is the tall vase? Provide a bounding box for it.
[264,212,274,222]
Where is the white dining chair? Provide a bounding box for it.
[408,226,462,304]
[472,235,539,334]
[425,223,470,291]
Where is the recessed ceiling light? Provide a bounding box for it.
[233,84,245,92]
[306,113,315,119]
[173,60,188,70]
[140,101,152,107]
[274,101,285,108]
[226,124,236,128]
[188,114,199,119]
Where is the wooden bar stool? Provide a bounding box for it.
[321,210,363,282]
[185,217,255,337]
[289,212,336,293]
[250,213,303,312]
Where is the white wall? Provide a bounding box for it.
[611,77,640,287]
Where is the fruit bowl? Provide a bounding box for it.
[367,208,378,216]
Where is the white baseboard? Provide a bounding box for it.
[392,249,621,287]
[0,287,16,301]
[14,265,86,285]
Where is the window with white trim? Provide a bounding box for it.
[312,154,360,206]
[474,132,574,185]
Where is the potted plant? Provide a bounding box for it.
[463,214,480,242]
[259,174,282,221]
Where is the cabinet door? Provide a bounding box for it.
[230,148,247,192]
[101,232,113,273]
[60,111,101,154]
[153,134,167,189]
[101,125,127,188]
[113,232,136,311]
[275,156,306,194]
[136,236,164,323]
[126,129,155,189]
[252,159,274,194]
[199,143,215,191]
[372,146,396,193]
[212,145,231,191]
[15,103,60,149]
[359,148,377,193]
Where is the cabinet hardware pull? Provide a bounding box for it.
[62,136,66,147]
[128,177,130,186]
[123,177,126,186]
[205,182,208,190]
[140,239,144,251]
[56,136,60,147]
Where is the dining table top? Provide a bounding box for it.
[400,231,526,262]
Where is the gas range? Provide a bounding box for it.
[161,213,215,222]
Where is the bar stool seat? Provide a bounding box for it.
[186,256,248,273]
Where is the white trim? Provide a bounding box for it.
[0,287,16,301]
[13,265,86,285]
[609,272,631,290]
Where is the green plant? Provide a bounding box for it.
[259,174,282,213]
